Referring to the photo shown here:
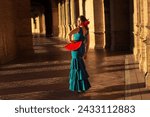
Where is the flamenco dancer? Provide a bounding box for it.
[66,15,91,92]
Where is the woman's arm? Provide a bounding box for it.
[86,33,90,53]
[84,33,90,59]
[68,27,80,42]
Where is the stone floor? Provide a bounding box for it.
[0,37,150,100]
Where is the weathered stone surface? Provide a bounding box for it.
[0,0,33,64]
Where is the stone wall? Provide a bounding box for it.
[0,0,17,64]
[0,0,33,64]
[14,0,33,54]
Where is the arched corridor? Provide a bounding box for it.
[1,0,150,99]
[30,0,59,37]
[0,37,150,99]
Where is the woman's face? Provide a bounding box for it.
[77,18,82,26]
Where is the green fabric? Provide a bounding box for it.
[69,27,91,92]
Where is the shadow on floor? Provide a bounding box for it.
[0,37,147,100]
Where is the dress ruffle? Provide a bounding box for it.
[69,57,91,92]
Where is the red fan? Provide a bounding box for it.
[64,41,82,51]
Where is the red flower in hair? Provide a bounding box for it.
[81,20,90,27]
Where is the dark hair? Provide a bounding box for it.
[78,15,87,22]
[78,15,89,30]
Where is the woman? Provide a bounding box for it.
[68,15,91,92]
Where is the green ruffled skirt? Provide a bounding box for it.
[69,49,91,92]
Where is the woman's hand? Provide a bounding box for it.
[67,34,71,43]
[70,40,76,43]
[66,39,76,43]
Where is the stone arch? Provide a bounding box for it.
[104,0,133,52]
[30,0,51,37]
[30,2,45,37]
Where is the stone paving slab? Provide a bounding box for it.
[125,55,150,100]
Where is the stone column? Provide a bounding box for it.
[14,0,33,55]
[135,0,141,61]
[145,0,150,88]
[79,0,86,16]
[39,13,46,35]
[0,0,12,63]
[139,0,148,72]
[70,0,77,29]
[133,0,139,61]
[34,16,40,36]
[51,1,59,36]
[65,0,71,38]
[62,0,66,38]
[94,0,105,49]
[138,0,146,71]
[58,2,63,38]
[0,0,33,64]
[79,0,83,15]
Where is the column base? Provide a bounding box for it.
[95,45,104,50]
[94,32,105,50]
[58,25,63,38]
[0,54,16,65]
[62,25,66,39]
[133,47,139,61]
[145,73,150,89]
[65,25,71,39]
